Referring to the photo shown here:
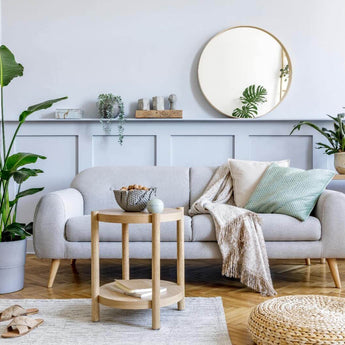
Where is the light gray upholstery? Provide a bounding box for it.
[33,166,345,261]
[190,166,217,206]
[33,188,84,258]
[315,190,345,257]
[71,166,190,215]
[192,214,321,242]
[66,215,192,242]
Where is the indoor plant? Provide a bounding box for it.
[290,113,345,173]
[97,93,125,145]
[232,84,267,118]
[0,45,66,293]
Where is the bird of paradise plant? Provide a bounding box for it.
[0,45,67,241]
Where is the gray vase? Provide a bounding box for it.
[0,239,26,294]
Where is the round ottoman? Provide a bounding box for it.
[248,295,345,344]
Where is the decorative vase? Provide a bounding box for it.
[0,239,27,294]
[147,198,164,214]
[334,152,345,174]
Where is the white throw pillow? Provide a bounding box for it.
[228,158,290,208]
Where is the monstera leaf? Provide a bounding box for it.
[0,45,24,87]
[240,85,267,105]
[232,104,258,118]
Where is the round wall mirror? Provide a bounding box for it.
[198,26,292,118]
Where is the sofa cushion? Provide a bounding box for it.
[228,159,290,208]
[71,166,190,215]
[66,215,192,242]
[192,213,321,242]
[245,164,335,221]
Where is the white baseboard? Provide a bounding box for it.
[26,238,35,254]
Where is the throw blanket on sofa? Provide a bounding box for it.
[189,163,276,296]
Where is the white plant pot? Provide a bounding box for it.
[334,152,345,174]
[0,239,26,294]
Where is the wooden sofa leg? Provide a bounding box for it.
[305,258,311,266]
[71,259,76,267]
[326,258,342,288]
[320,258,326,264]
[48,259,60,288]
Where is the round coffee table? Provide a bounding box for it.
[91,207,185,330]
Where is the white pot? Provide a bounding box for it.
[0,239,26,294]
[334,152,345,174]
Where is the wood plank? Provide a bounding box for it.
[135,110,183,118]
[333,174,345,180]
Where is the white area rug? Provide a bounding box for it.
[0,297,231,345]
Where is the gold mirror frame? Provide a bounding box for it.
[198,26,292,118]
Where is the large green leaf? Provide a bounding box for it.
[13,168,43,184]
[4,152,46,172]
[232,104,257,118]
[9,187,44,207]
[240,85,267,105]
[0,45,24,87]
[2,222,31,241]
[19,96,68,123]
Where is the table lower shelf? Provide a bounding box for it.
[98,279,184,310]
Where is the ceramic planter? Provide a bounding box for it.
[0,239,26,294]
[334,152,345,174]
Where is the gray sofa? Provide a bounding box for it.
[33,166,345,288]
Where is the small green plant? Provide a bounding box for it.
[232,85,267,118]
[280,64,290,82]
[0,45,67,242]
[290,113,345,155]
[97,93,125,145]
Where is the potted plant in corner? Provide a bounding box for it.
[290,113,345,173]
[0,45,67,293]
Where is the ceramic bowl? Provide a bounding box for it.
[113,188,156,212]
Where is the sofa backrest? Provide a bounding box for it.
[190,166,217,205]
[71,166,190,214]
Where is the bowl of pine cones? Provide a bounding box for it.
[113,184,157,212]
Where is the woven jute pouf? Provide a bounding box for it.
[248,295,345,345]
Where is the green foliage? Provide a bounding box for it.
[0,45,24,86]
[290,113,345,155]
[232,85,267,118]
[97,93,126,145]
[0,45,67,242]
[280,64,290,82]
[232,104,258,119]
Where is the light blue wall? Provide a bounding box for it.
[1,0,345,120]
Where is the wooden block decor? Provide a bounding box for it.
[135,110,183,118]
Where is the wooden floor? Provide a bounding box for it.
[1,255,345,344]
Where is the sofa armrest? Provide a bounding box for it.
[315,190,345,258]
[33,188,84,258]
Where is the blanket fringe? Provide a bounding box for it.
[222,262,277,297]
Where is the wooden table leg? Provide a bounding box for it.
[122,223,129,280]
[177,207,185,311]
[91,211,100,322]
[152,213,161,330]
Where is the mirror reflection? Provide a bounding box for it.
[198,26,292,118]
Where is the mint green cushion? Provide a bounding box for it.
[245,164,335,221]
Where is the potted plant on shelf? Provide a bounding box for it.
[290,113,345,174]
[97,93,125,145]
[0,45,66,293]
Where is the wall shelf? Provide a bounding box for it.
[4,117,333,123]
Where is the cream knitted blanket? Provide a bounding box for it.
[189,163,276,296]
